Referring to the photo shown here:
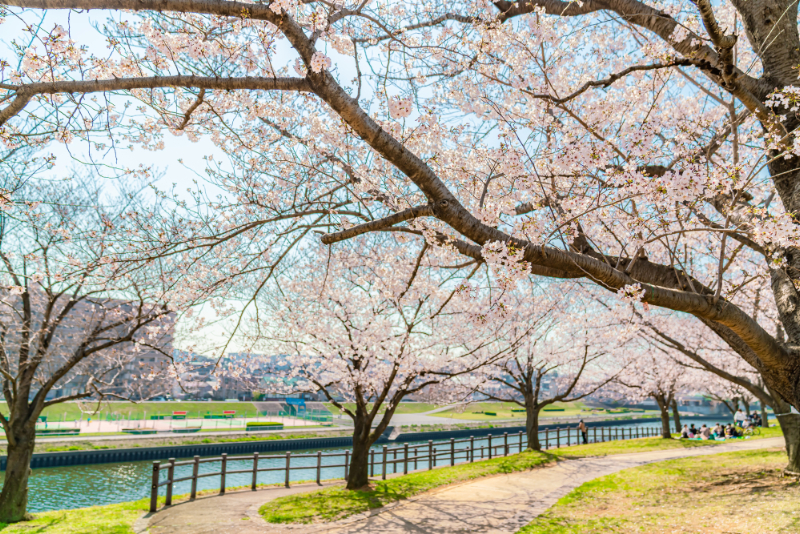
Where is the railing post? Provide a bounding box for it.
[404,444,409,474]
[450,438,455,466]
[191,456,200,500]
[519,430,524,452]
[315,451,322,485]
[165,458,175,506]
[345,450,350,481]
[252,452,259,491]
[433,447,437,467]
[504,433,508,456]
[393,449,397,475]
[414,445,418,470]
[593,427,597,444]
[284,452,291,488]
[470,436,474,462]
[220,453,227,495]
[556,428,560,448]
[369,449,374,477]
[545,428,549,449]
[488,434,493,459]
[150,461,160,513]
[382,445,388,480]
[428,440,433,471]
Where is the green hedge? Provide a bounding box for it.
[246,422,283,427]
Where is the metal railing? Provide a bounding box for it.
[149,423,665,512]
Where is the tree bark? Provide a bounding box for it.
[655,395,672,439]
[764,393,800,472]
[670,399,681,433]
[761,403,770,428]
[346,415,373,489]
[742,397,751,416]
[0,422,36,523]
[524,400,542,451]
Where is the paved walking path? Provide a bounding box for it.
[140,437,783,534]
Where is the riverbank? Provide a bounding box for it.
[5,433,781,534]
[10,427,353,455]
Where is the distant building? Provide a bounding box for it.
[5,291,176,401]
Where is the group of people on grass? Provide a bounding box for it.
[679,409,763,440]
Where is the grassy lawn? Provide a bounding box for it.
[259,450,554,524]
[0,498,150,534]
[518,448,798,533]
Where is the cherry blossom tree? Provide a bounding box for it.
[248,237,526,489]
[465,286,615,450]
[0,177,185,522]
[613,333,708,439]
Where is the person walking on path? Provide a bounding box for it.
[578,420,588,444]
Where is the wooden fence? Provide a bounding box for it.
[149,423,665,512]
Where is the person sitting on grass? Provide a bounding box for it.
[742,417,751,430]
[734,409,747,427]
[689,424,698,436]
[712,423,723,438]
[725,424,739,438]
[699,424,711,440]
[753,413,763,427]
[681,424,690,438]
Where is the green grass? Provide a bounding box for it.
[259,450,554,523]
[430,401,596,421]
[517,447,798,533]
[0,498,150,534]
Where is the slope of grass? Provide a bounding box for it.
[259,426,784,525]
[431,401,595,421]
[325,402,438,415]
[517,448,798,533]
[0,498,150,534]
[0,401,272,422]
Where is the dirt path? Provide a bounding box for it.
[141,437,784,534]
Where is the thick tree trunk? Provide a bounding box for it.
[346,416,373,490]
[742,397,751,416]
[670,399,681,433]
[777,414,800,474]
[655,395,672,439]
[0,423,36,523]
[761,403,770,428]
[767,394,800,473]
[524,402,542,451]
